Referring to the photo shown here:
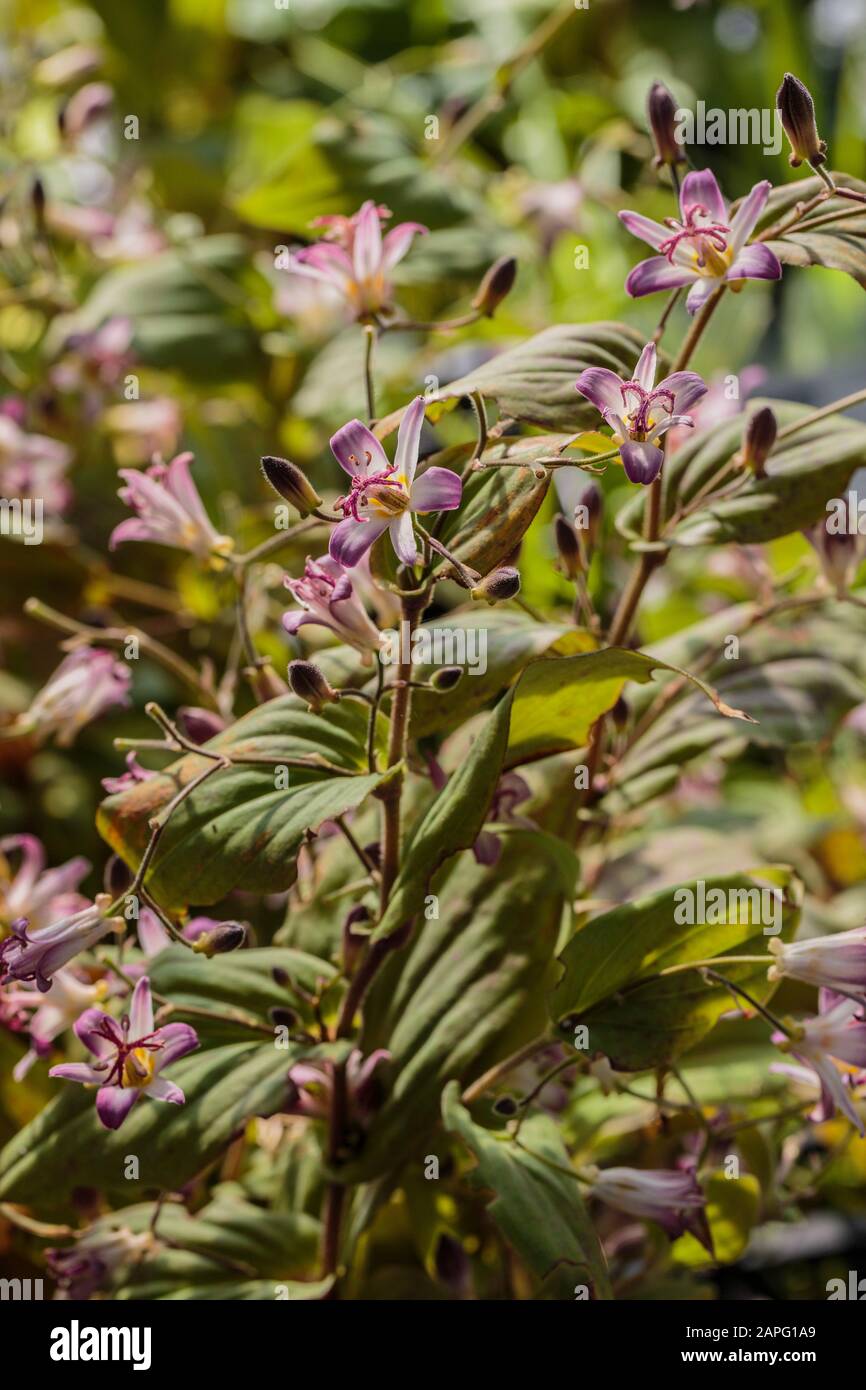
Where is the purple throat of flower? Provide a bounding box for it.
[91,1014,165,1087]
[658,203,730,267]
[336,456,403,521]
[620,381,675,437]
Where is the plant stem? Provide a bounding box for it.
[363,324,376,422]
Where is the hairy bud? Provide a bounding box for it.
[647,81,685,169]
[192,922,248,957]
[288,659,339,713]
[738,406,777,476]
[776,73,827,169]
[472,256,517,317]
[261,456,323,516]
[430,665,464,692]
[471,565,521,604]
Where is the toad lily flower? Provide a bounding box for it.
[13,648,131,747]
[285,201,427,320]
[110,451,234,565]
[588,1165,712,1253]
[47,1224,154,1300]
[283,555,382,656]
[575,341,707,485]
[768,928,866,1003]
[619,169,781,314]
[329,396,462,567]
[0,834,89,930]
[774,999,866,1135]
[49,976,198,1129]
[0,894,123,992]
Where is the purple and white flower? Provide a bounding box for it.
[619,169,782,315]
[2,967,109,1081]
[0,894,123,993]
[16,648,131,747]
[575,341,707,485]
[49,975,198,1130]
[286,1048,391,1127]
[46,1224,154,1300]
[285,201,427,320]
[767,928,866,1002]
[774,998,866,1135]
[283,555,382,656]
[329,396,462,566]
[588,1165,712,1252]
[110,451,233,564]
[101,751,156,796]
[0,834,90,931]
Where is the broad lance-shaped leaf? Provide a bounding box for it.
[0,1039,344,1210]
[339,831,571,1184]
[758,173,866,290]
[97,695,387,907]
[416,322,649,431]
[435,460,550,579]
[442,1083,612,1300]
[549,868,801,1071]
[374,647,751,942]
[617,400,866,549]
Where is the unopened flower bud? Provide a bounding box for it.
[244,661,289,702]
[776,73,827,169]
[191,922,248,957]
[362,841,381,871]
[270,1005,299,1028]
[430,665,463,692]
[288,659,339,713]
[647,81,685,169]
[272,965,290,987]
[32,177,46,228]
[342,903,371,973]
[103,853,133,899]
[177,706,226,745]
[611,695,629,730]
[472,256,517,317]
[493,1095,519,1117]
[471,565,521,604]
[738,406,777,476]
[554,513,583,579]
[574,482,603,552]
[261,456,323,516]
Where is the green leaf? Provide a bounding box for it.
[96,696,386,907]
[674,1172,761,1266]
[423,322,649,431]
[51,236,259,379]
[505,647,752,768]
[442,1082,611,1299]
[371,690,513,942]
[760,173,866,290]
[341,832,570,1182]
[549,868,800,1070]
[0,1041,315,1210]
[617,400,866,548]
[435,456,551,578]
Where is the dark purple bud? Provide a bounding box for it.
[191,922,248,957]
[472,829,502,866]
[362,840,382,871]
[611,695,629,730]
[776,73,827,168]
[574,482,603,552]
[472,256,517,317]
[288,659,339,713]
[806,524,863,595]
[103,854,132,898]
[647,81,685,169]
[32,177,46,225]
[261,456,323,516]
[177,706,226,744]
[430,665,463,692]
[270,1006,299,1028]
[272,966,291,987]
[738,407,777,476]
[554,513,583,579]
[471,565,521,605]
[342,903,372,973]
[493,1095,519,1117]
[434,1233,472,1299]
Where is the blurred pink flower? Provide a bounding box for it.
[14,648,131,746]
[0,834,90,931]
[110,451,233,563]
[286,201,427,320]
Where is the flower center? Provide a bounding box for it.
[337,458,408,521]
[122,1047,157,1089]
[619,382,675,440]
[658,203,731,275]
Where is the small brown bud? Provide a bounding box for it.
[176,706,225,745]
[738,406,777,476]
[342,903,372,973]
[776,73,827,169]
[287,659,339,713]
[471,256,517,317]
[430,665,463,692]
[610,696,629,730]
[554,513,583,580]
[191,922,248,957]
[647,81,686,169]
[471,565,521,604]
[244,661,289,702]
[261,456,323,516]
[493,1095,519,1117]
